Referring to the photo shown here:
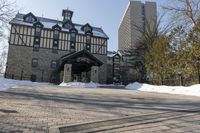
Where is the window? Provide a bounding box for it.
[51,61,57,69]
[54,40,58,45]
[142,5,145,15]
[35,25,41,36]
[53,30,59,39]
[25,16,35,23]
[86,35,91,44]
[64,23,72,29]
[32,59,38,67]
[33,44,39,51]
[70,42,75,52]
[71,32,76,41]
[84,26,91,32]
[52,46,58,54]
[65,13,71,20]
[35,38,39,43]
[33,37,40,52]
[36,27,41,33]
[70,31,76,51]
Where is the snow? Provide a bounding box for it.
[0,77,51,91]
[126,82,200,97]
[59,82,99,88]
[11,13,108,38]
[59,82,125,88]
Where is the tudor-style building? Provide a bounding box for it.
[5,9,109,83]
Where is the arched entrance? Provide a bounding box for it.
[58,49,103,83]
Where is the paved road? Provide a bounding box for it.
[0,86,200,133]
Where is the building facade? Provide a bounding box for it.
[5,9,109,84]
[118,0,157,50]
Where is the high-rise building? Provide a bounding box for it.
[118,0,157,50]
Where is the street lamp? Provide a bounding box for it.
[197,57,200,84]
[160,65,164,85]
[178,71,183,86]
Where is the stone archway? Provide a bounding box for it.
[58,49,103,83]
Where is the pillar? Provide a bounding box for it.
[60,70,64,83]
[63,64,72,83]
[81,72,87,82]
[90,66,99,83]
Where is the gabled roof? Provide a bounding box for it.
[62,20,74,29]
[52,24,61,31]
[33,21,44,28]
[10,13,109,39]
[23,12,37,22]
[81,23,93,32]
[59,49,103,70]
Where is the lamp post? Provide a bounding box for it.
[178,71,183,86]
[161,65,164,85]
[197,57,200,84]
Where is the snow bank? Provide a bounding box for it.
[59,82,99,88]
[0,77,50,91]
[59,82,125,88]
[126,82,200,97]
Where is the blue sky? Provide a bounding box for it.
[14,0,165,51]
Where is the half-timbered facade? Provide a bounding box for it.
[6,9,109,83]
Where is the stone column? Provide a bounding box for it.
[63,64,72,83]
[90,66,99,83]
[60,71,64,83]
[81,72,87,82]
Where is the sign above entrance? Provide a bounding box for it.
[76,57,91,64]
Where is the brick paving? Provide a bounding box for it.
[0,86,200,133]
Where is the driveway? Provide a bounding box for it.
[0,86,200,133]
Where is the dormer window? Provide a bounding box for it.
[25,16,35,23]
[85,26,91,33]
[81,23,93,35]
[23,12,37,23]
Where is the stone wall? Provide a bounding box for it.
[6,45,107,84]
[6,45,70,82]
[94,54,107,84]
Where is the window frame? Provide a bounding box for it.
[32,58,38,67]
[51,60,57,69]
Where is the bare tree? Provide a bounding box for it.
[162,0,200,28]
[0,0,18,73]
[129,14,172,58]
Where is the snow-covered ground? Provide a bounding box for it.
[1,76,200,97]
[0,77,51,91]
[126,82,200,97]
[59,82,99,88]
[59,82,124,88]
